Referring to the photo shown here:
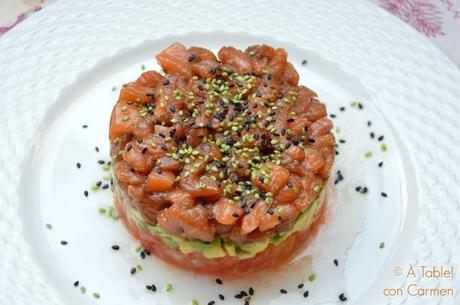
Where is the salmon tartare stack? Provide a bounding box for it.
[109,43,335,275]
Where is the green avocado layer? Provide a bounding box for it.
[115,184,326,259]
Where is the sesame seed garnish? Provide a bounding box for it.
[378,135,384,141]
[188,54,196,62]
[297,283,304,289]
[381,192,387,198]
[95,146,100,153]
[82,124,88,128]
[378,161,384,167]
[339,139,346,144]
[367,121,372,127]
[339,107,345,112]
[111,245,120,250]
[218,294,225,300]
[330,114,336,118]
[280,289,287,294]
[60,240,68,245]
[73,281,79,287]
[76,162,81,168]
[303,291,309,298]
[208,301,215,305]
[358,103,363,109]
[215,278,223,285]
[301,59,307,65]
[162,79,170,86]
[334,259,339,266]
[248,287,254,295]
[84,190,89,197]
[339,293,348,302]
[370,132,375,139]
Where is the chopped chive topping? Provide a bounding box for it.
[308,274,316,282]
[98,208,106,214]
[339,293,347,302]
[166,283,173,292]
[208,301,215,305]
[192,299,199,305]
[93,292,100,299]
[301,59,307,65]
[380,143,387,151]
[379,242,385,249]
[130,267,136,275]
[45,223,52,230]
[80,286,86,294]
[365,151,372,158]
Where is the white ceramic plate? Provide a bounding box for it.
[1,1,459,305]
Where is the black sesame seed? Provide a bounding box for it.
[355,186,362,192]
[84,190,89,197]
[60,240,68,245]
[339,107,345,112]
[267,209,274,215]
[97,160,105,164]
[297,283,304,289]
[82,125,88,128]
[76,162,81,169]
[218,294,225,300]
[362,187,368,194]
[126,144,132,151]
[95,146,100,152]
[161,144,168,151]
[334,259,339,266]
[339,293,347,302]
[301,59,307,65]
[111,245,120,250]
[74,281,79,287]
[130,267,136,275]
[208,302,215,305]
[370,132,375,139]
[249,287,254,295]
[367,121,372,127]
[358,103,363,109]
[188,53,196,62]
[381,192,388,198]
[287,118,295,123]
[145,285,152,290]
[141,147,148,154]
[151,284,157,291]
[215,278,223,285]
[378,135,384,141]
[140,251,146,259]
[144,249,151,256]
[155,167,162,174]
[96,181,102,187]
[330,114,336,118]
[308,138,316,143]
[102,184,109,189]
[303,291,309,298]
[232,212,240,218]
[287,181,293,188]
[280,289,287,294]
[339,139,346,144]
[240,291,248,297]
[244,207,251,215]
[378,161,384,167]
[162,79,170,85]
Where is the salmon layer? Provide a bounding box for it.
[108,43,335,273]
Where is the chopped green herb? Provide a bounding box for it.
[93,292,100,299]
[45,223,52,230]
[308,274,316,282]
[379,242,385,249]
[166,283,173,292]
